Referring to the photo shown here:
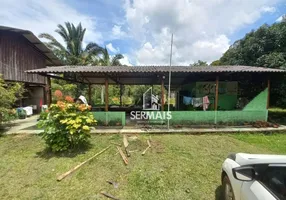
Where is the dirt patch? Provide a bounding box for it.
[150,139,165,153]
[127,138,147,151]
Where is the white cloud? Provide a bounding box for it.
[123,0,282,65]
[276,15,285,22]
[261,6,276,13]
[106,43,119,53]
[111,25,127,39]
[0,0,102,46]
[120,54,133,66]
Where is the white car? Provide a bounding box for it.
[221,153,286,200]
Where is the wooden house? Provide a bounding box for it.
[0,26,61,113]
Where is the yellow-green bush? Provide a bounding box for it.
[38,100,96,152]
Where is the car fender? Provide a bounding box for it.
[222,158,243,199]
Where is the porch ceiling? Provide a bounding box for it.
[25,65,286,86]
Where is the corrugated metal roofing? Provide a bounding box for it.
[26,65,286,74]
[0,26,62,66]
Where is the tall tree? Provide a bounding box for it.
[219,22,286,68]
[94,47,124,66]
[92,47,124,103]
[219,21,286,107]
[39,22,104,98]
[190,60,208,67]
[39,22,103,65]
[210,60,221,66]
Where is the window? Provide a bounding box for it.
[260,166,286,200]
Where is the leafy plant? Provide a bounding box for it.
[0,75,24,125]
[38,100,97,152]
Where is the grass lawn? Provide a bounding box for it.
[232,133,286,154]
[0,133,285,200]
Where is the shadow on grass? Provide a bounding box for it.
[215,185,223,200]
[35,143,92,159]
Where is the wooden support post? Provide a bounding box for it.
[120,85,123,106]
[105,78,109,112]
[88,84,92,105]
[215,76,219,111]
[161,77,164,111]
[267,79,270,109]
[47,77,52,106]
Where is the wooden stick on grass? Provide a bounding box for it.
[123,135,131,157]
[110,142,121,146]
[100,191,120,200]
[57,146,111,181]
[117,146,128,165]
[123,135,129,147]
[142,139,151,155]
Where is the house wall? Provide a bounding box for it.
[243,89,267,111]
[179,82,238,110]
[22,86,45,113]
[0,31,46,84]
[91,88,268,126]
[146,88,268,124]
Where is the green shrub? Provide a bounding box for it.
[38,100,96,152]
[0,75,24,126]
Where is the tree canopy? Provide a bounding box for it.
[218,20,286,107]
[219,21,286,69]
[190,60,208,67]
[39,22,103,65]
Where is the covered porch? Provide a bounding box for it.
[26,65,285,127]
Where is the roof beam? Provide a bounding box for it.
[104,73,122,85]
[40,73,87,84]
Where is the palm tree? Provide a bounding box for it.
[39,22,102,65]
[91,47,124,103]
[92,47,124,66]
[39,22,104,97]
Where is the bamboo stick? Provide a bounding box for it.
[117,146,128,165]
[142,139,152,155]
[57,146,111,181]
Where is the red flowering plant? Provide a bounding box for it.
[38,97,96,152]
[54,90,63,100]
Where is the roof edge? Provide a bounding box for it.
[0,25,62,66]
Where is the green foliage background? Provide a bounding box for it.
[219,20,286,107]
[0,75,24,125]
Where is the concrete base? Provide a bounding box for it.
[3,115,39,134]
[3,114,286,134]
[89,126,286,134]
[3,118,286,135]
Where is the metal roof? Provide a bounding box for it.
[26,65,285,74]
[0,26,62,66]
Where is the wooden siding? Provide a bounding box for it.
[0,32,46,84]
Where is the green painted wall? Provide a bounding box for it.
[91,88,268,126]
[92,112,126,126]
[243,89,267,111]
[148,88,268,124]
[217,94,237,110]
[180,82,238,110]
[166,110,268,124]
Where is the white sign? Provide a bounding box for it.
[130,111,172,120]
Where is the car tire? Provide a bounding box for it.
[222,175,235,200]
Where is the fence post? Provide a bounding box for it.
[215,76,219,125]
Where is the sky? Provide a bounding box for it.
[0,0,285,66]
